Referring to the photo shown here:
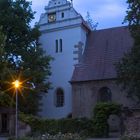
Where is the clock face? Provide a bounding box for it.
[48,13,56,23]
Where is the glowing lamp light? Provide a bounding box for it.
[12,80,21,89]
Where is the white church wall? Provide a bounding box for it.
[81,27,88,53]
[38,0,90,119]
[39,27,86,118]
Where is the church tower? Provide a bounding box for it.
[38,0,90,118]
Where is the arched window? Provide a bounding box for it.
[55,88,64,107]
[98,87,112,102]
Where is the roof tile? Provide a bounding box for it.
[71,26,133,82]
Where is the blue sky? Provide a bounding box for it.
[28,0,128,29]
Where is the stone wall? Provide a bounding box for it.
[124,109,140,138]
[72,79,135,118]
[125,116,140,137]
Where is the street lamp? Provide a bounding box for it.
[12,80,21,139]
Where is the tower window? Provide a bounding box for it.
[61,12,64,18]
[56,40,58,53]
[60,39,63,52]
[55,39,63,53]
[55,88,64,107]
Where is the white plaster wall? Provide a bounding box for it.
[39,5,80,26]
[81,27,88,53]
[38,0,90,118]
[39,17,82,34]
[47,0,69,8]
[39,26,87,118]
[57,8,78,21]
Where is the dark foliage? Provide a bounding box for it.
[93,103,121,137]
[0,0,52,115]
[20,114,94,137]
[116,0,140,102]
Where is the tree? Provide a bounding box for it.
[85,12,98,30]
[116,0,140,102]
[0,28,15,107]
[0,0,52,115]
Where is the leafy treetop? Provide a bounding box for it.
[116,0,140,102]
[0,0,52,115]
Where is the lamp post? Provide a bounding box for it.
[12,80,21,139]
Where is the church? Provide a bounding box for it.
[38,0,135,119]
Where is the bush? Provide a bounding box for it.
[19,103,121,138]
[19,114,94,137]
[92,102,121,137]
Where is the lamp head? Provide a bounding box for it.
[13,80,21,88]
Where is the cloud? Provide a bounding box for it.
[92,3,126,19]
[73,0,126,19]
[27,0,48,8]
[72,0,127,28]
[28,0,127,29]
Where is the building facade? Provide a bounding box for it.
[71,27,135,118]
[38,0,90,118]
[39,0,136,119]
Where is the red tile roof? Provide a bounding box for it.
[71,26,133,82]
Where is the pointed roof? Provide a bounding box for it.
[71,26,134,82]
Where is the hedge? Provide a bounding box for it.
[20,103,121,138]
[20,114,94,137]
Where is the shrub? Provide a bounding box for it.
[19,114,94,137]
[92,102,121,137]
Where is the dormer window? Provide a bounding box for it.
[61,12,64,18]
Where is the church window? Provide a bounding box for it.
[55,88,64,107]
[61,12,64,18]
[98,87,112,102]
[56,40,58,53]
[60,39,63,52]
